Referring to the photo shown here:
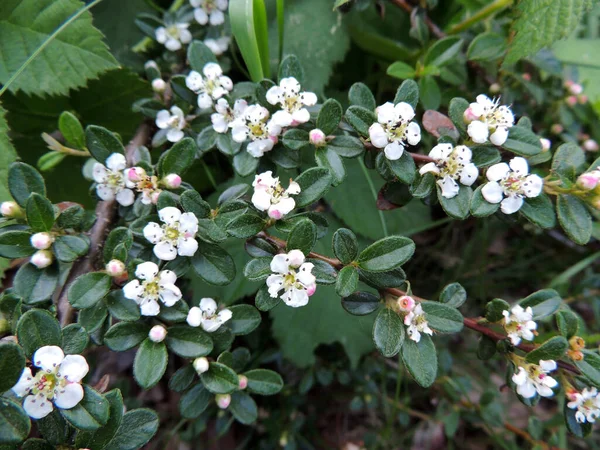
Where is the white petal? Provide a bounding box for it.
[232,125,249,143]
[154,241,177,260]
[177,237,198,256]
[490,127,508,146]
[116,188,135,206]
[266,86,283,105]
[500,195,523,214]
[251,188,272,211]
[419,162,440,176]
[167,129,184,143]
[266,274,284,298]
[460,163,478,186]
[158,269,177,285]
[296,263,315,285]
[200,297,218,315]
[438,176,459,199]
[123,280,143,301]
[384,141,404,160]
[272,110,293,127]
[517,382,537,399]
[187,307,202,327]
[159,284,182,306]
[486,163,510,181]
[269,197,295,219]
[211,114,229,133]
[216,0,228,9]
[185,71,204,92]
[159,206,182,224]
[54,383,84,409]
[197,93,213,109]
[156,110,171,129]
[180,212,199,234]
[209,10,225,25]
[376,102,395,123]
[92,163,108,183]
[194,7,208,24]
[136,261,159,280]
[96,184,116,201]
[395,102,415,121]
[270,254,290,274]
[282,287,309,307]
[59,355,89,383]
[454,145,472,161]
[539,359,557,372]
[481,182,503,204]
[155,27,167,43]
[12,368,34,397]
[512,367,527,385]
[34,346,65,372]
[140,299,160,316]
[536,385,554,397]
[218,309,232,323]
[24,394,54,419]
[201,318,223,332]
[429,143,453,160]
[179,28,192,44]
[203,63,223,78]
[291,108,310,124]
[165,38,182,52]
[509,157,529,176]
[106,153,126,171]
[524,174,543,198]
[301,92,317,106]
[467,121,489,144]
[143,222,164,244]
[287,249,305,267]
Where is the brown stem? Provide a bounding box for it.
[56,123,152,326]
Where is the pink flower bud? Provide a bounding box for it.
[577,172,600,190]
[522,73,531,81]
[540,138,551,152]
[149,325,167,343]
[397,295,415,312]
[550,124,563,135]
[162,173,181,189]
[193,357,209,374]
[0,201,23,218]
[152,78,166,93]
[268,208,283,220]
[31,250,53,269]
[306,284,317,297]
[569,83,583,95]
[30,232,53,250]
[578,95,588,104]
[127,167,146,182]
[489,83,501,94]
[564,80,574,89]
[566,96,578,107]
[105,259,126,277]
[463,106,480,123]
[309,129,327,147]
[216,393,231,409]
[584,139,600,152]
[238,375,248,390]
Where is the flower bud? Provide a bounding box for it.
[522,73,531,81]
[105,259,126,277]
[149,325,167,343]
[216,393,231,409]
[489,83,501,94]
[463,106,480,123]
[566,96,578,107]
[540,138,551,152]
[550,124,563,135]
[30,232,54,250]
[569,335,586,351]
[144,60,159,71]
[193,356,209,374]
[577,172,600,190]
[152,78,166,93]
[569,83,583,95]
[162,173,182,189]
[397,295,415,312]
[1,201,23,218]
[31,250,53,269]
[309,129,327,147]
[567,349,584,361]
[127,167,146,182]
[583,139,599,152]
[578,94,588,104]
[238,375,248,390]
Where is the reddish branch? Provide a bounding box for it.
[56,123,152,326]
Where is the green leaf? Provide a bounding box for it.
[26,193,54,232]
[233,150,260,177]
[357,236,415,272]
[187,40,217,72]
[502,126,542,156]
[16,309,61,357]
[421,301,464,333]
[200,362,239,394]
[13,263,58,304]
[467,32,506,61]
[565,402,593,437]
[243,257,271,282]
[196,126,218,153]
[255,285,280,311]
[328,135,364,158]
[0,0,119,97]
[281,129,309,151]
[410,173,436,199]
[228,304,261,335]
[0,398,31,444]
[230,391,258,424]
[471,146,501,167]
[485,298,510,322]
[85,126,125,163]
[61,386,109,431]
[345,105,376,138]
[341,291,380,316]
[348,82,376,111]
[393,79,419,108]
[525,336,568,363]
[192,242,236,286]
[8,162,46,207]
[556,310,579,339]
[179,383,211,419]
[520,289,562,319]
[317,99,343,136]
[372,308,404,357]
[520,194,556,229]
[105,322,149,352]
[470,185,499,217]
[61,323,88,355]
[77,300,107,334]
[386,61,415,79]
[335,265,359,297]
[557,194,592,245]
[424,37,463,67]
[226,214,265,239]
[316,147,346,185]
[133,339,167,389]
[278,54,304,83]
[438,185,472,220]
[53,235,89,263]
[102,408,159,450]
[215,133,242,156]
[332,228,358,264]
[157,137,196,176]
[74,390,123,450]
[418,76,441,110]
[243,369,283,395]
[0,341,25,393]
[286,218,317,254]
[230,0,270,81]
[105,290,140,322]
[552,142,587,181]
[575,350,600,387]
[58,112,85,148]
[68,272,111,309]
[401,334,437,387]
[504,0,596,65]
[295,167,333,207]
[439,283,467,308]
[180,190,211,219]
[0,230,34,258]
[309,259,337,284]
[448,97,468,134]
[169,365,196,393]
[477,336,497,360]
[385,151,416,184]
[0,104,18,208]
[166,325,213,358]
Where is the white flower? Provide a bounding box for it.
[211,98,248,133]
[251,171,301,220]
[156,106,186,143]
[149,325,168,343]
[143,207,199,261]
[186,298,232,332]
[31,250,53,269]
[502,305,537,346]
[92,153,135,206]
[126,168,162,205]
[123,261,182,316]
[368,102,421,161]
[266,250,316,307]
[30,232,54,250]
[266,77,317,127]
[512,360,558,398]
[568,387,600,423]
[12,346,89,419]
[155,23,192,51]
[232,105,281,157]
[185,63,233,109]
[464,95,514,146]
[191,0,228,25]
[481,157,543,214]
[205,36,231,56]
[403,303,433,343]
[419,144,478,199]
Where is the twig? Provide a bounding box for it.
[56,123,152,326]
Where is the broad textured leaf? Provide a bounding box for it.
[401,334,437,387]
[166,325,213,358]
[16,309,62,357]
[357,236,415,272]
[68,272,111,309]
[335,265,359,297]
[133,339,167,389]
[557,194,592,245]
[200,362,239,394]
[0,105,18,207]
[8,162,46,207]
[228,304,261,335]
[61,386,109,431]
[520,194,556,229]
[372,308,404,357]
[286,218,317,254]
[179,383,211,419]
[439,283,467,308]
[74,390,123,450]
[243,369,283,395]
[14,263,59,304]
[0,398,31,444]
[525,336,568,363]
[348,82,376,110]
[230,391,258,424]
[102,408,159,450]
[421,301,464,333]
[341,291,380,316]
[0,342,25,393]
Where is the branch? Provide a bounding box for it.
[56,123,152,326]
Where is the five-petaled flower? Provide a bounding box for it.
[123,261,182,316]
[251,171,301,220]
[212,98,248,133]
[369,102,421,160]
[12,346,89,419]
[567,387,600,423]
[502,304,537,346]
[481,157,543,214]
[512,360,558,398]
[155,23,192,51]
[127,167,162,205]
[93,153,135,206]
[266,77,317,127]
[143,207,199,260]
[266,250,316,307]
[186,63,233,109]
[419,144,478,198]
[191,0,228,25]
[232,105,281,157]
[404,303,433,343]
[156,106,186,143]
[187,298,232,332]
[464,95,514,146]
[205,36,231,55]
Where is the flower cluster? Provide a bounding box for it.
[464,95,514,146]
[187,297,232,332]
[123,262,182,316]
[266,250,316,307]
[93,153,135,206]
[568,387,600,423]
[266,78,317,128]
[397,296,432,343]
[155,23,192,51]
[156,106,186,143]
[369,102,421,160]
[186,63,233,109]
[143,206,199,260]
[191,0,228,26]
[12,346,89,419]
[512,359,558,398]
[251,171,301,220]
[419,144,478,198]
[502,304,537,346]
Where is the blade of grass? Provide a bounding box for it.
[253,0,271,79]
[229,0,269,81]
[276,0,285,63]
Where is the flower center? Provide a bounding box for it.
[166,25,180,39]
[143,280,160,299]
[203,0,217,11]
[500,175,525,196]
[283,95,302,113]
[386,121,409,142]
[168,115,181,128]
[31,371,66,400]
[106,171,124,189]
[250,123,268,139]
